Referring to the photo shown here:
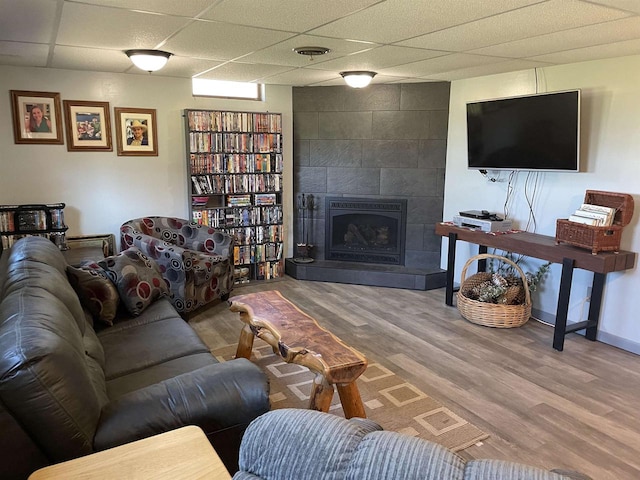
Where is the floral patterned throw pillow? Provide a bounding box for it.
[98,247,168,316]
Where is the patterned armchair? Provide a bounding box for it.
[120,217,234,313]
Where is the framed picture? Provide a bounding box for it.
[63,100,112,152]
[114,107,158,156]
[10,90,64,144]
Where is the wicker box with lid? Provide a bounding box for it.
[555,190,634,254]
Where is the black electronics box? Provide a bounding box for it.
[459,210,491,219]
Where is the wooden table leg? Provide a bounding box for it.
[235,324,255,359]
[309,374,335,413]
[336,382,366,419]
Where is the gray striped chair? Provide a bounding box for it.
[233,409,591,480]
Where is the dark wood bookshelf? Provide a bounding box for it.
[184,109,284,285]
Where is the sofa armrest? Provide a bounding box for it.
[94,359,269,450]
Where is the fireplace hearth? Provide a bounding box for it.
[325,197,407,265]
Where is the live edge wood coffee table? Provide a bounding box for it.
[229,290,368,418]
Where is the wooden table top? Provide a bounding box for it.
[435,223,636,274]
[230,290,367,384]
[28,426,231,480]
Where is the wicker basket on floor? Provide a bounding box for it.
[457,253,531,328]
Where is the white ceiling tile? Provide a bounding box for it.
[470,16,640,58]
[57,3,192,50]
[386,77,441,84]
[378,53,507,77]
[309,45,447,71]
[194,62,295,82]
[528,38,640,64]
[588,0,640,15]
[258,68,339,87]
[239,35,375,68]
[397,0,631,52]
[70,0,215,17]
[51,45,132,73]
[308,0,545,44]
[423,59,553,81]
[0,41,49,67]
[0,0,58,43]
[163,20,296,61]
[200,0,381,32]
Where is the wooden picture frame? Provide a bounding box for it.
[114,107,158,156]
[63,100,112,152]
[10,90,64,144]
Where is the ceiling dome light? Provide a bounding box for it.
[340,71,377,88]
[125,49,173,72]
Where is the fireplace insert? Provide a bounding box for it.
[325,197,407,265]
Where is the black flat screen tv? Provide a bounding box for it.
[466,89,580,172]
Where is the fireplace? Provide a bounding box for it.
[325,197,407,265]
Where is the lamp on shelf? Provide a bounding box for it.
[125,49,173,72]
[340,71,377,88]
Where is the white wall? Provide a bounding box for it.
[0,65,294,255]
[444,54,640,354]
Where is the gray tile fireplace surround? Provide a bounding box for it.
[289,83,450,290]
[285,258,446,290]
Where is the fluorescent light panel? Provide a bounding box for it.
[192,78,263,100]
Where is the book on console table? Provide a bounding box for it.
[569,203,615,226]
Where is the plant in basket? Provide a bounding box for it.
[457,253,550,329]
[461,253,550,305]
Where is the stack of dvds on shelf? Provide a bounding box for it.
[0,203,68,253]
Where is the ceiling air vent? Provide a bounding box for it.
[293,46,331,60]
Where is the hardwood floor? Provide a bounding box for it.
[190,276,640,480]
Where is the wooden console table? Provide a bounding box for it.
[435,223,636,351]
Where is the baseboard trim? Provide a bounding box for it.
[531,308,640,355]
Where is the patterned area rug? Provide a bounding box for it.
[213,341,489,452]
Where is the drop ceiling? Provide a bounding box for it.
[1,0,639,86]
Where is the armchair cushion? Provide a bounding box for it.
[191,251,225,286]
[98,247,168,316]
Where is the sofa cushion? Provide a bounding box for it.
[67,262,120,326]
[98,247,169,316]
[3,237,87,334]
[97,299,211,380]
[106,353,218,400]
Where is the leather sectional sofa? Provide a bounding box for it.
[0,236,269,479]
